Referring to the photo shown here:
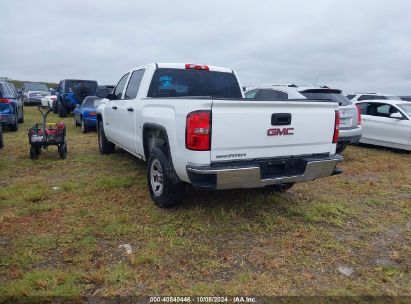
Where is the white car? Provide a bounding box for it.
[354,99,411,151]
[41,90,58,108]
[97,63,342,208]
[245,84,362,153]
[347,92,402,103]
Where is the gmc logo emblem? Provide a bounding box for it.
[267,128,294,136]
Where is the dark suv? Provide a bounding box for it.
[56,79,98,117]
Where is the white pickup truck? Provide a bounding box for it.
[97,63,342,208]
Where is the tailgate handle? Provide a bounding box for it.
[271,113,291,126]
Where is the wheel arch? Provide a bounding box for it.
[142,123,172,161]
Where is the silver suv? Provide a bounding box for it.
[245,84,362,153]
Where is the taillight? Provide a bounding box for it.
[356,104,361,125]
[89,112,96,117]
[51,97,57,101]
[0,98,11,104]
[333,110,340,144]
[186,111,211,151]
[185,64,209,71]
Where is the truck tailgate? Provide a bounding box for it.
[210,100,338,161]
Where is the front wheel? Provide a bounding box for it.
[97,120,115,154]
[147,147,184,208]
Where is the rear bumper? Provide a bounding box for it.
[187,154,343,190]
[0,113,15,125]
[339,127,362,143]
[84,117,97,127]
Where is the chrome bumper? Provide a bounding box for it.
[187,155,343,190]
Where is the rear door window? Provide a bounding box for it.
[357,102,369,115]
[124,69,145,100]
[255,89,288,100]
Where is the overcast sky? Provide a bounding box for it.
[1,0,411,94]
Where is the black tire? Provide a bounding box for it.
[271,182,295,192]
[81,119,89,133]
[8,113,19,132]
[0,127,3,148]
[52,100,58,114]
[58,102,67,118]
[98,120,115,154]
[58,143,67,159]
[30,146,39,160]
[336,143,347,154]
[18,108,24,123]
[147,147,184,208]
[74,116,80,126]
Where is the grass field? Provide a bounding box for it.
[0,107,410,298]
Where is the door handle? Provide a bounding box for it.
[127,107,134,112]
[112,106,117,110]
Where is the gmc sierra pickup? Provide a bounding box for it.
[97,63,342,208]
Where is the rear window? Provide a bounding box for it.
[299,89,352,106]
[66,81,97,94]
[147,68,242,99]
[24,82,48,92]
[82,97,101,107]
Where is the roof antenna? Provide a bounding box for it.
[313,74,320,86]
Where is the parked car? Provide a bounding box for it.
[97,85,115,98]
[56,79,98,117]
[354,99,411,151]
[73,96,102,133]
[41,89,58,108]
[399,96,411,102]
[245,84,362,153]
[0,80,24,131]
[346,92,402,102]
[96,63,342,208]
[19,82,49,105]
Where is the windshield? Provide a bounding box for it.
[82,97,101,107]
[398,104,411,116]
[66,81,97,94]
[300,89,352,106]
[148,68,242,99]
[24,83,48,92]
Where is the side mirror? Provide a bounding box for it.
[105,93,116,100]
[390,112,403,119]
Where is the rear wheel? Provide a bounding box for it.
[336,143,347,154]
[30,146,39,160]
[52,101,58,114]
[58,102,67,118]
[9,113,19,132]
[0,127,3,148]
[18,108,24,123]
[147,147,184,208]
[81,119,89,133]
[98,120,115,154]
[58,143,67,159]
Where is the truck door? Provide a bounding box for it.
[116,69,145,154]
[105,73,129,140]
